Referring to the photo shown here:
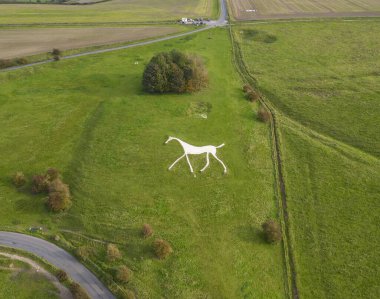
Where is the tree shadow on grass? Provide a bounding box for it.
[235,225,267,244]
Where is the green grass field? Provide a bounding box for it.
[235,19,380,298]
[0,0,218,24]
[0,256,60,299]
[0,28,286,298]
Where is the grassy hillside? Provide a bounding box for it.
[280,121,380,299]
[0,28,286,298]
[235,19,380,298]
[0,256,60,299]
[0,0,218,24]
[236,19,380,157]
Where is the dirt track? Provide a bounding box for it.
[0,27,180,59]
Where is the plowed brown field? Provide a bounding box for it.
[229,0,380,20]
[0,27,181,59]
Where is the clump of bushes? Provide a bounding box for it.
[51,48,62,61]
[142,50,208,94]
[141,224,153,238]
[153,239,173,259]
[31,174,50,193]
[257,106,271,123]
[262,219,282,243]
[56,269,68,282]
[28,168,71,212]
[0,57,29,69]
[70,282,91,299]
[242,84,260,102]
[12,171,27,187]
[107,244,122,261]
[46,178,71,212]
[116,265,133,283]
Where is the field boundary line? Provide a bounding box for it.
[229,26,298,299]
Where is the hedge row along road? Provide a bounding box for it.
[0,231,115,299]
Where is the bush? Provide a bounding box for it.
[246,90,260,102]
[31,174,50,193]
[141,224,153,238]
[257,106,271,123]
[116,265,132,283]
[76,246,90,261]
[153,239,173,259]
[243,84,253,93]
[12,172,26,187]
[14,57,28,65]
[262,220,282,243]
[56,269,68,282]
[46,178,71,212]
[52,48,62,61]
[142,50,208,94]
[107,244,122,261]
[46,168,60,181]
[70,282,91,299]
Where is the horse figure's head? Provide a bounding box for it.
[165,136,175,144]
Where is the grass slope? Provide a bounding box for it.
[236,19,380,157]
[0,0,218,24]
[0,256,60,299]
[235,20,380,298]
[0,28,285,298]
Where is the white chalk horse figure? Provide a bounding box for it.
[165,136,227,175]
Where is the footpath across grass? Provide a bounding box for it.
[0,28,286,298]
[235,19,380,298]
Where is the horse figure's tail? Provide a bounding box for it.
[216,143,225,149]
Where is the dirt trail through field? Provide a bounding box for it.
[0,251,73,299]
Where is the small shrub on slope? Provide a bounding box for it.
[153,239,173,259]
[107,244,122,261]
[116,265,133,283]
[141,224,153,238]
[12,172,26,187]
[262,220,282,244]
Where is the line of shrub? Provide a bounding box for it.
[0,57,28,69]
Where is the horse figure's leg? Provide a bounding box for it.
[185,154,195,174]
[168,153,186,170]
[200,153,210,172]
[211,153,227,173]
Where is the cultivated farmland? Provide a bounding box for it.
[229,0,380,20]
[0,26,185,59]
[234,19,380,298]
[0,0,218,24]
[0,28,287,298]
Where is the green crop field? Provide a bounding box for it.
[235,19,380,298]
[0,256,60,298]
[0,0,218,24]
[0,28,287,298]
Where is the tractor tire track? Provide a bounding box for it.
[229,27,299,299]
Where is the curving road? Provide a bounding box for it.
[1,0,228,72]
[0,231,115,299]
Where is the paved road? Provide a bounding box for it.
[0,231,115,299]
[1,0,228,72]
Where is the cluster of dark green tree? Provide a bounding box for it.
[142,50,208,93]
